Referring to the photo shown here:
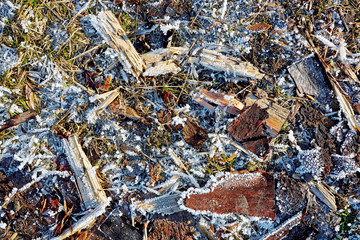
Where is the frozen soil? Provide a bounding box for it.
[0,0,360,239]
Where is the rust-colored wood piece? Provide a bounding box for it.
[90,11,145,79]
[227,104,270,158]
[183,171,276,220]
[0,110,37,132]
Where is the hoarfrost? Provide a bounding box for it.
[295,147,325,180]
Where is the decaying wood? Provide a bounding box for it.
[183,171,276,219]
[140,47,264,79]
[90,11,145,79]
[309,182,337,211]
[62,136,108,209]
[0,110,37,132]
[133,171,276,220]
[227,104,270,158]
[315,52,360,133]
[288,55,331,104]
[244,94,290,137]
[193,89,244,115]
[260,212,304,240]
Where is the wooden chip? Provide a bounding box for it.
[244,94,290,137]
[247,22,272,32]
[261,212,304,240]
[90,11,145,79]
[0,110,37,132]
[183,171,276,219]
[227,104,270,158]
[62,136,108,209]
[194,89,244,115]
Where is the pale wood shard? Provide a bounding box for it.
[62,136,108,210]
[288,56,331,104]
[260,212,303,240]
[142,60,181,77]
[51,202,108,240]
[133,194,183,215]
[198,49,265,79]
[90,11,145,79]
[330,76,360,133]
[245,94,290,137]
[309,182,337,211]
[194,89,244,115]
[96,88,120,115]
[140,47,264,79]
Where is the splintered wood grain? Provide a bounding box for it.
[194,89,244,115]
[244,95,290,137]
[227,103,270,158]
[184,171,276,219]
[90,11,145,78]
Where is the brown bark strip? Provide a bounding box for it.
[0,110,37,132]
[184,171,276,219]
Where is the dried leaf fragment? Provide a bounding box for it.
[109,97,141,120]
[181,119,209,149]
[183,171,276,219]
[247,22,272,32]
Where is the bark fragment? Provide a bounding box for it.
[227,104,270,158]
[183,171,276,219]
[288,55,331,104]
[0,110,37,132]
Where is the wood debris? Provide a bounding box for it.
[193,89,244,115]
[0,110,37,132]
[227,103,270,158]
[133,171,276,220]
[260,212,304,240]
[244,94,290,137]
[140,47,265,79]
[62,136,108,209]
[55,136,109,239]
[287,55,331,104]
[183,171,276,219]
[90,11,145,79]
[309,182,337,211]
